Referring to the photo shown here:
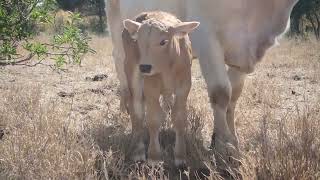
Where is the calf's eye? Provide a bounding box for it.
[160,40,168,46]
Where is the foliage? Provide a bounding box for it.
[0,0,93,68]
[51,12,94,67]
[56,0,105,14]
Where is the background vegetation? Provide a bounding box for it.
[1,0,319,67]
[0,0,102,68]
[290,0,320,39]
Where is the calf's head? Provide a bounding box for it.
[123,18,199,75]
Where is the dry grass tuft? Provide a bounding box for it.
[0,85,99,179]
[240,103,320,179]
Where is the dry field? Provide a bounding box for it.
[0,35,319,179]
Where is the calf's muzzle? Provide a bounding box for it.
[139,64,152,73]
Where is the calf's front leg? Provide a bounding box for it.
[172,84,190,167]
[144,76,164,164]
[127,67,146,162]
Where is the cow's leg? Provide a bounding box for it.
[172,81,191,167]
[190,30,239,168]
[107,0,145,162]
[227,67,246,139]
[144,76,164,163]
[107,0,128,112]
[109,22,129,113]
[112,49,130,113]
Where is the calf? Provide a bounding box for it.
[122,11,199,166]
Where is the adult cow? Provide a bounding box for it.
[106,0,299,168]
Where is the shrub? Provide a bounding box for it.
[0,0,93,68]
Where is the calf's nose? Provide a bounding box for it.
[139,64,152,73]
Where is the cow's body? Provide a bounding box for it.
[122,11,196,165]
[107,0,299,168]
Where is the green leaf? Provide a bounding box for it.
[54,55,66,68]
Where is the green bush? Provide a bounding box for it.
[0,0,93,68]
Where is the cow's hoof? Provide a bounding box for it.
[119,99,127,113]
[214,137,241,169]
[210,133,239,149]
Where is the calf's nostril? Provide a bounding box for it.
[139,64,152,73]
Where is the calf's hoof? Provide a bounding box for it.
[147,149,163,167]
[132,152,146,163]
[174,158,187,169]
[119,98,128,113]
[131,141,147,162]
[147,159,163,167]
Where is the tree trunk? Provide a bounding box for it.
[291,14,302,35]
[98,0,104,32]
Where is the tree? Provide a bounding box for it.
[290,0,320,39]
[0,0,93,67]
[56,0,81,11]
[305,0,320,39]
[56,0,107,33]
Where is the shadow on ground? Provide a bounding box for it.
[89,123,217,179]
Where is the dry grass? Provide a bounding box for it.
[0,36,319,179]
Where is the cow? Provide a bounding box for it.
[122,11,199,166]
[106,0,299,168]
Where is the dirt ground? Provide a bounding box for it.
[0,36,319,179]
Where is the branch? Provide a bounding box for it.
[26,0,40,20]
[0,54,34,66]
[314,13,320,28]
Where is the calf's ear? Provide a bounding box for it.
[170,21,200,38]
[123,19,141,35]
